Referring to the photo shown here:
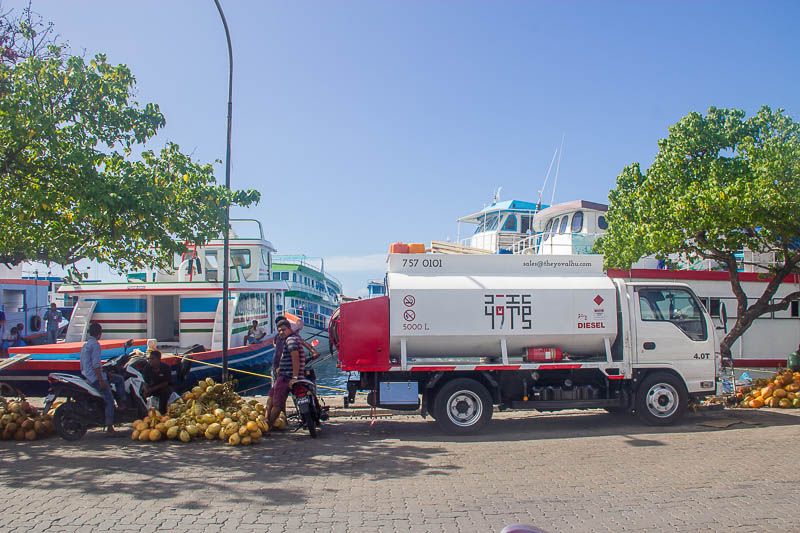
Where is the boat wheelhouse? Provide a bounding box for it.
[366,280,386,299]
[456,200,547,253]
[6,219,287,394]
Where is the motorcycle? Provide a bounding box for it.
[43,339,148,440]
[289,365,330,439]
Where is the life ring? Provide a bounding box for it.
[30,315,42,332]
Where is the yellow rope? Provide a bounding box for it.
[173,353,364,395]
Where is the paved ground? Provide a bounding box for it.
[1,406,798,533]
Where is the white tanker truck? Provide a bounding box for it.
[330,254,724,434]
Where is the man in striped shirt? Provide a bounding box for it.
[267,318,305,427]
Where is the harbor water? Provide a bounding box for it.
[235,353,350,396]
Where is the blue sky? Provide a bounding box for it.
[11,0,800,295]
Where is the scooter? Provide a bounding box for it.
[43,340,148,440]
[289,363,330,439]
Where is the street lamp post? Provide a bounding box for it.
[213,0,233,382]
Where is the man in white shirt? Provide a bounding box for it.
[245,320,267,345]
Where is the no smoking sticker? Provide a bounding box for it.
[403,295,416,307]
[403,310,416,321]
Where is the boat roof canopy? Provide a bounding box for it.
[532,200,608,230]
[457,200,547,224]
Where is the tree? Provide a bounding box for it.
[0,5,260,273]
[598,106,800,357]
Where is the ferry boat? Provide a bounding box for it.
[271,255,342,355]
[448,199,800,367]
[5,220,287,394]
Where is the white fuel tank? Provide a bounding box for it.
[387,254,617,358]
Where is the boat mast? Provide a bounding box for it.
[537,148,558,210]
[550,133,565,206]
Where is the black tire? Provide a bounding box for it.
[301,410,318,438]
[53,403,88,441]
[635,372,688,426]
[30,315,42,332]
[432,378,493,435]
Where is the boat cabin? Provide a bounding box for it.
[59,219,286,350]
[457,200,546,254]
[519,200,612,256]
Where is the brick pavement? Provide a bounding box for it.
[1,407,798,532]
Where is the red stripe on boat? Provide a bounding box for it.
[92,319,147,324]
[10,339,148,354]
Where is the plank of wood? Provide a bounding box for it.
[0,353,32,371]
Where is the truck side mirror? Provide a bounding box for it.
[717,303,728,334]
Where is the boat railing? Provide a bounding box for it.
[284,281,340,303]
[511,232,600,255]
[293,309,329,330]
[228,219,265,240]
[272,255,342,291]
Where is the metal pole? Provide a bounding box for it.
[214,0,233,382]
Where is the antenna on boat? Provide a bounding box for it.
[537,148,558,210]
[492,187,502,204]
[550,133,565,205]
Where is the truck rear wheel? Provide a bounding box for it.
[635,372,687,426]
[433,378,492,435]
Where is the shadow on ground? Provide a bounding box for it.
[355,407,800,444]
[0,419,457,508]
[0,407,796,509]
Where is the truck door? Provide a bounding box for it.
[633,286,715,392]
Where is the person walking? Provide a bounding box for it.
[43,303,63,344]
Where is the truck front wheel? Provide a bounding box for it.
[635,372,688,426]
[433,378,493,434]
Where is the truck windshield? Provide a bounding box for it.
[638,288,707,341]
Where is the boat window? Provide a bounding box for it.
[520,215,532,234]
[501,215,517,231]
[292,273,297,282]
[473,219,486,234]
[261,249,270,267]
[543,219,553,241]
[272,272,280,280]
[2,289,25,312]
[204,251,218,282]
[230,249,251,269]
[598,215,608,230]
[638,288,707,341]
[485,215,499,231]
[571,211,584,233]
[558,216,568,234]
[791,300,799,318]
